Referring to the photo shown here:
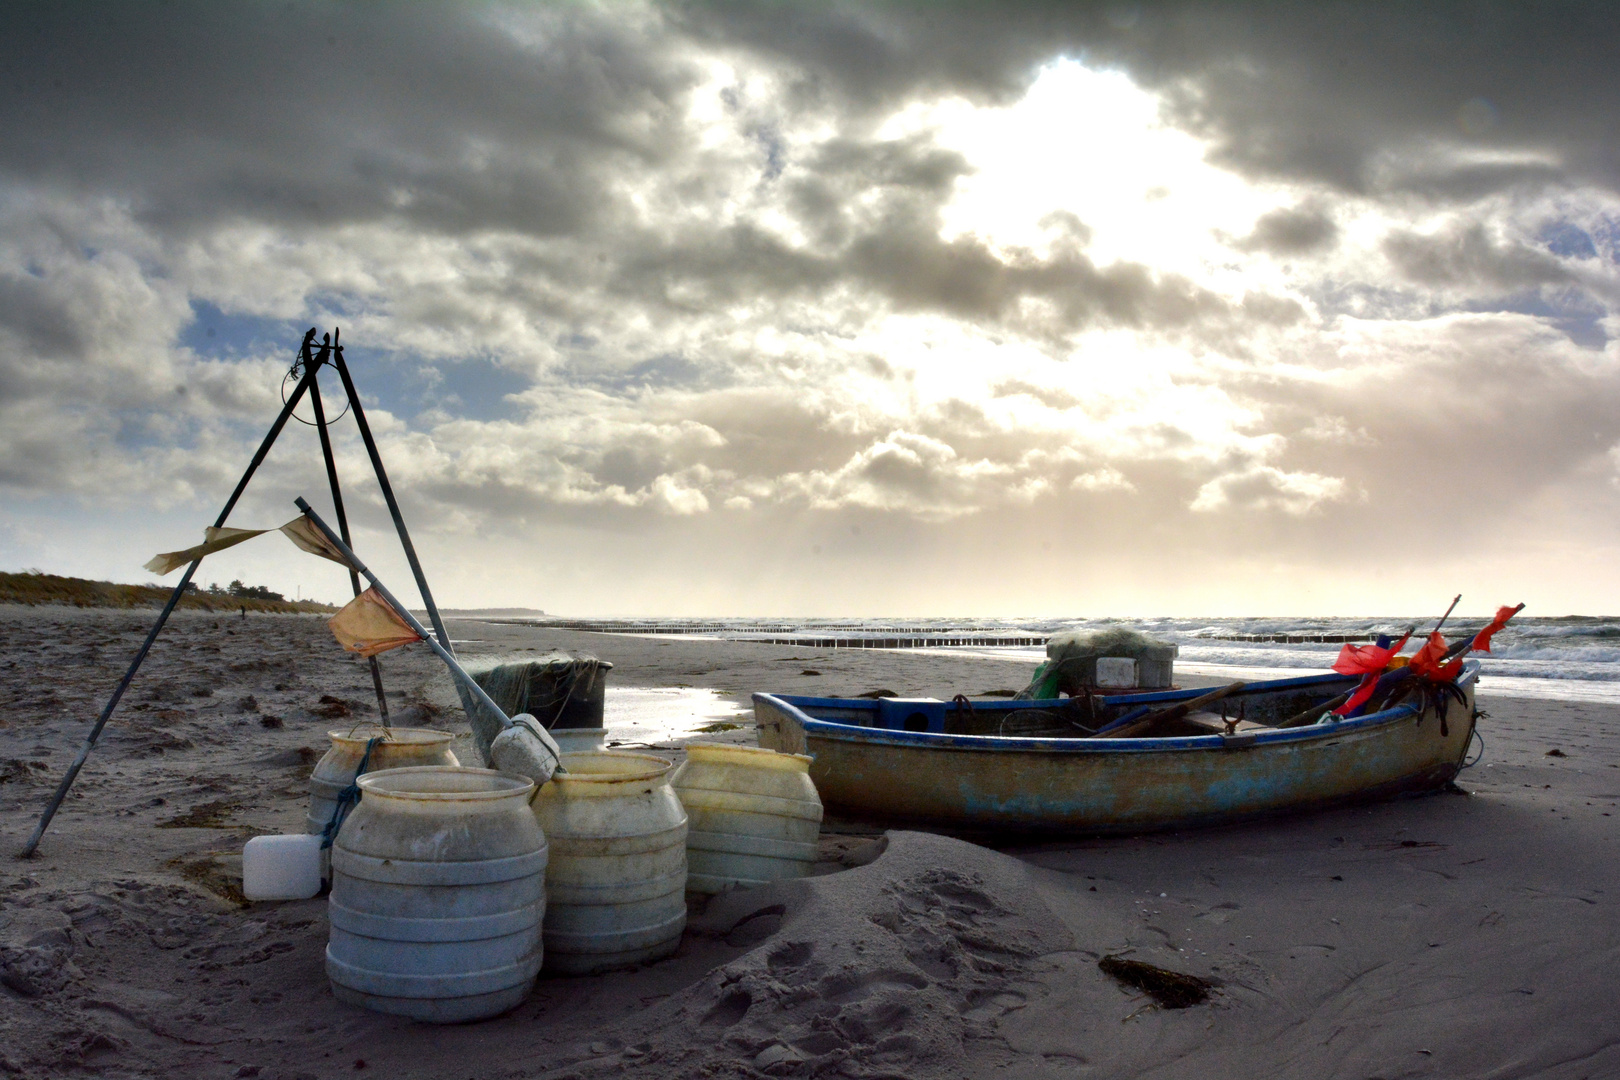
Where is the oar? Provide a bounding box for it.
[293,498,564,775]
[1276,688,1355,729]
[1097,681,1247,739]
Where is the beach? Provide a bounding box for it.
[2,605,1618,1079]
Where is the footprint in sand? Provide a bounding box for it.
[960,990,1027,1023]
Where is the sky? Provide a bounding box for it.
[2,2,1619,617]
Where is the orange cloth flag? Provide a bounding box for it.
[329,587,423,658]
[1407,631,1463,682]
[1470,605,1521,654]
[1331,632,1412,676]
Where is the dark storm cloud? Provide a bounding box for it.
[1,1,1599,368]
[0,3,696,235]
[606,130,1297,342]
[0,270,85,364]
[676,1,1620,197]
[1236,204,1338,256]
[1383,222,1573,291]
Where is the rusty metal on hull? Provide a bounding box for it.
[754,667,1479,834]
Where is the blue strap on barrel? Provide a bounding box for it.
[321,736,382,850]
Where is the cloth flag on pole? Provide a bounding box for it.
[145,514,356,576]
[1331,633,1412,677]
[144,527,270,576]
[1407,631,1464,682]
[1330,631,1412,716]
[329,587,423,658]
[1470,605,1521,654]
[279,515,353,567]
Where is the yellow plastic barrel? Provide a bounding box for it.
[326,766,547,1023]
[531,752,687,975]
[306,728,459,838]
[671,743,822,894]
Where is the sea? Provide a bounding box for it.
[541,615,1620,706]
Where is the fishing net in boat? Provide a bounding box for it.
[1017,628,1177,699]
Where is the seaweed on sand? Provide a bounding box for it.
[155,800,243,828]
[1098,955,1213,1009]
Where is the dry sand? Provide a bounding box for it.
[2,606,1618,1079]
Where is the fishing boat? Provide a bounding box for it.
[753,665,1480,834]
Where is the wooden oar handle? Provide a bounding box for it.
[1278,688,1353,728]
[1103,681,1247,739]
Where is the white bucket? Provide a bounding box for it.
[326,766,547,1023]
[671,743,822,894]
[531,752,687,975]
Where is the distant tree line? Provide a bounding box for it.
[183,579,287,602]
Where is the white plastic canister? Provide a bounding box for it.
[531,752,687,975]
[242,833,324,901]
[671,743,822,894]
[326,766,547,1023]
[306,728,459,838]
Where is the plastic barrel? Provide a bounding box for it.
[531,752,687,975]
[326,767,547,1023]
[671,743,822,894]
[306,728,459,838]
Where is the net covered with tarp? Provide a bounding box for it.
[1017,628,1178,699]
[463,653,612,762]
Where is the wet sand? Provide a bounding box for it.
[2,606,1618,1079]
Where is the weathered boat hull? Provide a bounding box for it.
[754,669,1478,834]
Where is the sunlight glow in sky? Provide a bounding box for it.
[3,5,1620,616]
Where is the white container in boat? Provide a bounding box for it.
[671,743,822,894]
[1095,657,1138,689]
[531,752,687,975]
[326,766,547,1023]
[242,834,324,901]
[306,727,459,839]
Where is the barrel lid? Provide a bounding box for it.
[543,751,673,787]
[355,765,535,802]
[327,726,456,749]
[684,742,813,770]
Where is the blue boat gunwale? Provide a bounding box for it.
[754,663,1480,755]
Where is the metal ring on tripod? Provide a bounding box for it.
[281,360,351,427]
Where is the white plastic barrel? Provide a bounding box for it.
[531,752,687,975]
[671,743,823,894]
[326,766,547,1023]
[306,727,459,839]
[552,728,607,754]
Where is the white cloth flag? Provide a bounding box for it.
[143,526,270,576]
[278,515,353,567]
[144,514,355,576]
